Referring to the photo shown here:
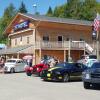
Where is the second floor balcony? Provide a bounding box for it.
[35,41,95,54]
[35,41,86,50]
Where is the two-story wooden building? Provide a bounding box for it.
[0,13,100,64]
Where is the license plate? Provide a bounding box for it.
[85,74,90,79]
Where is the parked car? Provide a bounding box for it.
[25,63,49,76]
[4,58,26,73]
[77,55,98,67]
[82,62,100,89]
[41,62,87,82]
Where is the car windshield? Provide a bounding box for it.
[91,62,100,68]
[7,60,16,63]
[55,63,73,68]
[89,55,97,59]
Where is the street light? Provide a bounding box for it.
[32,4,37,14]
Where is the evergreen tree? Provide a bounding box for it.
[46,6,53,16]
[0,3,17,43]
[79,0,97,20]
[18,1,27,13]
[52,0,100,21]
[53,6,60,17]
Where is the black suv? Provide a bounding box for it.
[82,62,100,89]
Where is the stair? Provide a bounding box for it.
[85,43,94,54]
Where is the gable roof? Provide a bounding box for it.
[22,13,92,26]
[4,13,93,34]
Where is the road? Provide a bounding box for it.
[0,73,100,100]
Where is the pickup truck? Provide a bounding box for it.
[82,62,100,89]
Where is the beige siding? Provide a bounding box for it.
[36,27,91,43]
[10,30,34,47]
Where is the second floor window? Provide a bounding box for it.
[58,36,63,41]
[43,36,49,41]
[27,37,29,44]
[66,38,69,41]
[20,36,22,41]
[80,38,84,41]
[15,38,17,45]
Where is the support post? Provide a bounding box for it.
[84,41,85,55]
[64,50,66,62]
[17,53,19,59]
[40,49,42,63]
[68,40,71,62]
[96,31,99,60]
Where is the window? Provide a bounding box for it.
[66,38,69,41]
[58,36,63,41]
[27,37,29,44]
[20,36,22,41]
[15,38,17,45]
[43,36,49,41]
[80,38,84,41]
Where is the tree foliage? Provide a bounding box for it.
[46,0,100,21]
[0,3,17,44]
[0,2,28,44]
[46,6,53,17]
[18,1,27,13]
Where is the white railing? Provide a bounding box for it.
[35,41,86,50]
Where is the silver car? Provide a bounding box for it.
[4,58,26,73]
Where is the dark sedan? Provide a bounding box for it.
[82,62,100,89]
[41,62,87,82]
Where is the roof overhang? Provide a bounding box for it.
[0,45,34,55]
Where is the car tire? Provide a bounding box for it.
[26,72,32,76]
[83,82,90,89]
[10,68,15,73]
[62,73,69,82]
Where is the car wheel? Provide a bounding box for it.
[62,73,69,82]
[26,72,32,76]
[83,82,90,89]
[10,68,15,73]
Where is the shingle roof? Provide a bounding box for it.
[22,13,92,26]
[0,45,33,55]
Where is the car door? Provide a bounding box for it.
[18,60,24,71]
[20,60,26,71]
[15,60,21,72]
[70,63,83,79]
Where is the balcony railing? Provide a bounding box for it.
[35,41,86,50]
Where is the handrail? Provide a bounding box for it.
[35,41,94,54]
[35,41,86,49]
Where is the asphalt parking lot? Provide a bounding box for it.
[0,73,100,100]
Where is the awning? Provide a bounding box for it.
[0,45,34,55]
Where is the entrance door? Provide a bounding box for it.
[58,36,63,48]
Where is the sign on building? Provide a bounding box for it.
[14,20,30,32]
